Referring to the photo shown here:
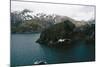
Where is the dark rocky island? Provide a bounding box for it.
[36,20,95,48]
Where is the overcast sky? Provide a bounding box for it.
[11,1,95,21]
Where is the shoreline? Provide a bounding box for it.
[11,32,41,34]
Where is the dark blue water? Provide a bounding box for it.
[11,33,95,66]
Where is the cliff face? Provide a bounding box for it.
[36,19,95,47]
[36,20,75,47]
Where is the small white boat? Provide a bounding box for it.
[34,60,47,65]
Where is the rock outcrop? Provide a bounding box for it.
[36,19,95,47]
[36,20,75,47]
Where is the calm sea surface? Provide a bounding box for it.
[11,33,95,66]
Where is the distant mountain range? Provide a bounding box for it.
[11,10,95,33]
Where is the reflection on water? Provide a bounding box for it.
[11,33,95,66]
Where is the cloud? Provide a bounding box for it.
[11,1,95,21]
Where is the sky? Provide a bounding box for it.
[11,1,95,21]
